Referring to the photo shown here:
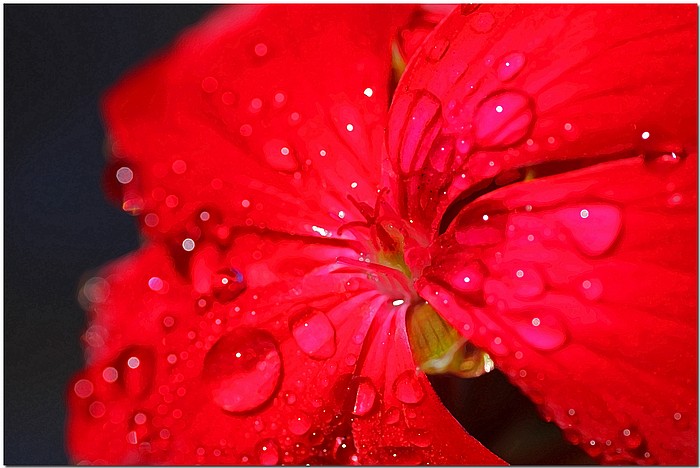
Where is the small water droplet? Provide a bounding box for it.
[352,378,377,416]
[580,277,603,301]
[383,406,400,425]
[288,414,311,435]
[256,439,280,465]
[203,329,282,413]
[556,204,622,256]
[117,346,155,397]
[288,309,336,360]
[511,267,545,299]
[407,428,432,448]
[393,370,424,404]
[115,166,134,184]
[263,140,299,173]
[497,52,526,81]
[426,38,450,62]
[621,427,643,449]
[89,401,106,418]
[473,90,535,149]
[514,314,568,351]
[211,268,246,303]
[470,12,495,33]
[201,76,218,93]
[254,43,268,57]
[74,379,94,398]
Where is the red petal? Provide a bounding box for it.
[419,154,698,464]
[68,235,500,464]
[104,5,409,242]
[387,4,697,237]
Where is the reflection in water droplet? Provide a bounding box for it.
[426,39,450,62]
[473,90,535,149]
[352,378,377,416]
[203,329,282,413]
[257,439,280,465]
[289,309,337,360]
[393,370,424,404]
[514,315,568,351]
[496,52,526,81]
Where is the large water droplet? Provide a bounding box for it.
[555,204,622,256]
[203,329,282,413]
[473,90,535,149]
[352,378,377,416]
[496,52,526,82]
[289,309,336,360]
[393,370,424,404]
[514,314,568,351]
[263,139,299,173]
[256,438,280,465]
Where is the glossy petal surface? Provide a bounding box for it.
[387,4,697,236]
[420,155,698,464]
[104,5,408,243]
[68,234,500,464]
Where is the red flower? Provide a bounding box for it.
[67,5,697,465]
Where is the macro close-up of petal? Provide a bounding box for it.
[65,4,698,466]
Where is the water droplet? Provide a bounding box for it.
[641,131,650,140]
[115,166,134,184]
[426,38,450,62]
[334,436,358,464]
[263,140,299,173]
[352,378,377,416]
[470,12,495,33]
[407,428,432,448]
[74,379,93,398]
[383,406,400,425]
[289,309,336,360]
[256,439,280,465]
[363,87,373,97]
[379,447,422,465]
[89,401,106,418]
[556,204,622,256]
[201,76,218,93]
[254,43,268,57]
[288,414,311,435]
[393,370,424,404]
[203,329,282,413]
[580,277,603,301]
[496,52,526,81]
[117,346,155,397]
[211,268,246,303]
[621,427,643,449]
[473,90,535,149]
[511,267,545,299]
[514,314,568,351]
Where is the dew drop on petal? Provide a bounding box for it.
[115,167,133,184]
[352,378,377,416]
[621,427,643,449]
[426,38,450,62]
[203,329,282,413]
[407,428,432,448]
[556,205,622,256]
[118,346,155,397]
[471,12,495,33]
[393,370,424,404]
[512,267,545,299]
[473,90,535,148]
[496,52,526,82]
[263,140,299,173]
[289,309,337,360]
[74,379,94,399]
[256,439,280,465]
[288,414,312,435]
[383,406,401,425]
[211,268,246,303]
[580,277,603,301]
[254,42,268,57]
[514,315,568,351]
[89,401,106,418]
[201,76,218,93]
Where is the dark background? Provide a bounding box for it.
[4,5,593,465]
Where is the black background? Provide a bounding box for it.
[4,5,593,465]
